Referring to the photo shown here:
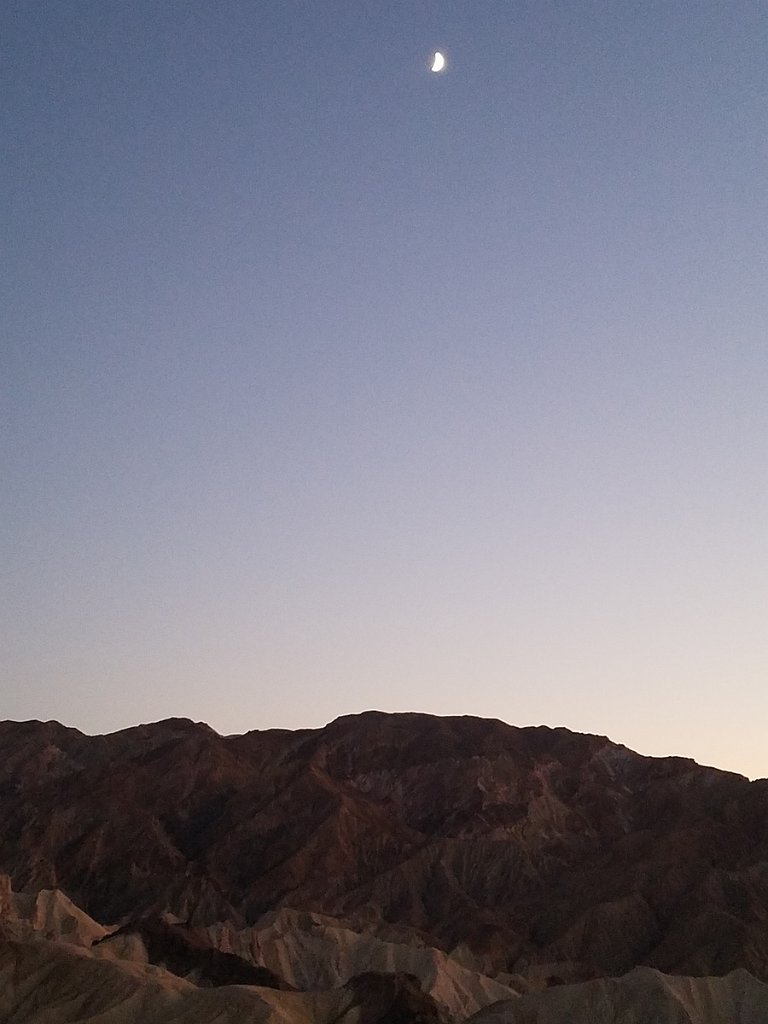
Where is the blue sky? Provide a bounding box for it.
[3,1,768,777]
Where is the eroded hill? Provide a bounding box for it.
[3,711,768,997]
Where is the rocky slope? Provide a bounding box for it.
[0,873,479,1023]
[2,710,768,1002]
[0,932,451,1024]
[467,967,768,1023]
[5,874,768,1024]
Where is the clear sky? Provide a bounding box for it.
[3,1,768,778]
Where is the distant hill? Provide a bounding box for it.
[3,709,768,1018]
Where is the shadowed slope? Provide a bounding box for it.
[2,711,768,985]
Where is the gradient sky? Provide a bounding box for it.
[4,1,768,778]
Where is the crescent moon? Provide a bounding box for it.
[431,51,445,73]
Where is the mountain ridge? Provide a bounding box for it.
[2,710,768,989]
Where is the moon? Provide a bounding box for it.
[430,51,446,73]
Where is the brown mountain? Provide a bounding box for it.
[2,710,768,989]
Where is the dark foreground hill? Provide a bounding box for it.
[2,710,768,994]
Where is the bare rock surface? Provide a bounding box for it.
[205,908,518,1018]
[4,876,768,1023]
[467,966,768,1023]
[0,872,109,946]
[0,933,451,1024]
[95,916,288,989]
[3,709,768,1000]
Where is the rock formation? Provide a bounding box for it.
[2,710,768,1021]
